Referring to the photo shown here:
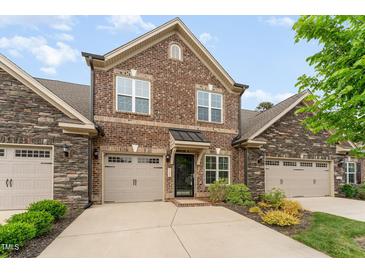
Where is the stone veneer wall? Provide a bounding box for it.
[92,33,242,203]
[244,104,346,197]
[0,68,89,208]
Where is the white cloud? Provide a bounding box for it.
[199,32,218,48]
[0,35,78,74]
[56,33,74,41]
[265,16,295,28]
[98,15,155,33]
[0,16,75,31]
[242,89,295,109]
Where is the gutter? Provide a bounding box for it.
[82,52,105,61]
[87,56,95,207]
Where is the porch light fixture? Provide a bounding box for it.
[93,148,99,160]
[62,144,70,157]
[257,155,264,164]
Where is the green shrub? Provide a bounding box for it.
[8,211,54,237]
[249,206,262,214]
[357,184,365,200]
[259,188,286,209]
[226,184,254,206]
[208,178,229,203]
[0,222,37,256]
[280,199,303,217]
[28,200,67,220]
[261,210,300,226]
[340,184,358,198]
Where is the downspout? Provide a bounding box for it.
[85,56,95,209]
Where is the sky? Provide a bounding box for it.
[0,15,319,110]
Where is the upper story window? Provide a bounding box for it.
[345,162,357,184]
[170,44,182,60]
[197,90,223,123]
[116,76,150,115]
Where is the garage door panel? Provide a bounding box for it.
[266,159,331,198]
[0,146,53,210]
[104,155,163,203]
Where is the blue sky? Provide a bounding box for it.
[0,15,319,109]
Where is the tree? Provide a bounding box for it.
[293,16,365,155]
[256,101,274,112]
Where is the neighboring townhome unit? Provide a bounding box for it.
[0,54,96,210]
[82,18,248,203]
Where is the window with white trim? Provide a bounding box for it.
[0,149,4,157]
[197,91,222,123]
[205,155,229,185]
[170,44,182,60]
[116,76,150,114]
[345,162,357,184]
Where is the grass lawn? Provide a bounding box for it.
[293,212,365,258]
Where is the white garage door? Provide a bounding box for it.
[265,158,331,197]
[0,146,53,210]
[104,154,163,203]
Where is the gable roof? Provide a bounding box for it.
[35,78,90,118]
[0,54,94,128]
[82,17,248,93]
[234,92,309,144]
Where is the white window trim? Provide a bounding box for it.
[116,76,151,115]
[345,162,357,184]
[204,155,230,185]
[197,90,223,123]
[170,44,182,60]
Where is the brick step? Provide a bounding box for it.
[169,198,212,207]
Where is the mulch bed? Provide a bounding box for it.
[9,208,83,258]
[223,203,313,237]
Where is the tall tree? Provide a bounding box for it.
[256,101,274,112]
[293,16,365,155]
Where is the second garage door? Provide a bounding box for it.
[265,158,331,197]
[104,154,163,203]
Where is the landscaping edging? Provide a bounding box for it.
[9,208,83,258]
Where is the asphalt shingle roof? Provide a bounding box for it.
[238,92,307,142]
[35,78,90,118]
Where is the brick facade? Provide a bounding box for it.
[0,68,89,208]
[244,104,348,197]
[92,34,242,203]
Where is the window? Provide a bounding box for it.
[108,156,132,163]
[116,76,150,114]
[345,162,357,184]
[137,157,160,164]
[15,149,50,158]
[316,162,328,168]
[283,161,297,167]
[205,155,229,185]
[170,44,182,60]
[0,149,4,157]
[197,91,223,123]
[265,160,279,166]
[300,162,313,167]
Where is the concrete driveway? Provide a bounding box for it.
[39,202,326,258]
[295,197,365,222]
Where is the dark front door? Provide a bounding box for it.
[175,154,194,197]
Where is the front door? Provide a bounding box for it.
[175,154,194,197]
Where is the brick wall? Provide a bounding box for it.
[0,68,89,208]
[92,34,242,202]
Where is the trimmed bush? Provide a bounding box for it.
[340,184,358,198]
[249,206,262,214]
[0,222,36,256]
[7,211,54,237]
[28,200,67,220]
[357,184,365,200]
[261,210,300,226]
[208,178,229,203]
[281,199,303,217]
[259,188,286,209]
[226,184,253,206]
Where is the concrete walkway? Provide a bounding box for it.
[0,210,24,224]
[39,202,326,258]
[295,197,365,222]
